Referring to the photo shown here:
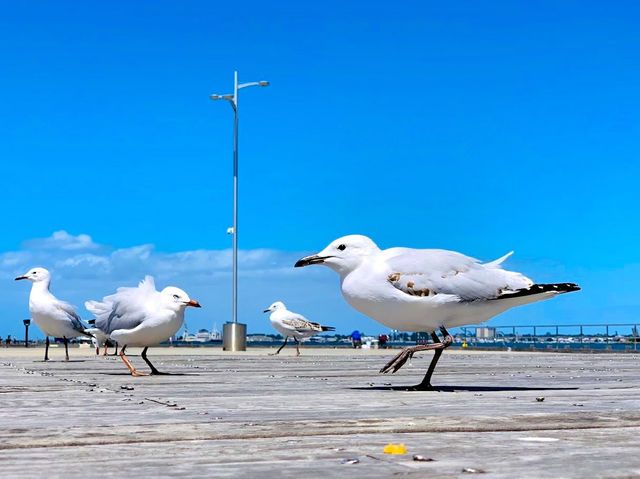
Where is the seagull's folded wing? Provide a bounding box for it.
[86,276,157,334]
[384,248,533,301]
[281,315,321,333]
[55,300,89,334]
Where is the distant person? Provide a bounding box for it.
[378,334,388,348]
[5,335,11,347]
[350,330,362,349]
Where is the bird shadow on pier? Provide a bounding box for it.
[98,372,193,376]
[351,385,579,392]
[34,360,87,363]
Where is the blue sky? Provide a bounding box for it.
[1,1,639,338]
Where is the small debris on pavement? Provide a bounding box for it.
[413,455,435,462]
[462,467,486,473]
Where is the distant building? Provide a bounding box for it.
[182,323,221,342]
[476,327,496,339]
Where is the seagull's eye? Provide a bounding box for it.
[32,271,37,275]
[173,294,180,300]
[337,244,346,251]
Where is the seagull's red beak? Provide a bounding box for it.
[185,299,201,308]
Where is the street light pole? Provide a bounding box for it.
[23,319,30,348]
[232,71,239,328]
[211,71,269,351]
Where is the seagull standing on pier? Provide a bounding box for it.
[295,235,580,389]
[86,276,200,376]
[264,301,335,356]
[85,320,112,356]
[15,267,92,361]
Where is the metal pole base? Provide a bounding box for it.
[223,322,247,351]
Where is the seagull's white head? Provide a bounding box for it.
[295,235,380,276]
[263,301,286,313]
[160,286,201,311]
[15,267,51,284]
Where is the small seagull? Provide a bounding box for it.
[85,319,111,356]
[295,235,580,389]
[15,267,92,361]
[263,301,335,356]
[85,276,200,376]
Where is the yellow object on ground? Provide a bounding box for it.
[462,342,468,348]
[383,443,407,454]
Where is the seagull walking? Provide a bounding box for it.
[295,235,580,389]
[85,276,200,376]
[15,267,92,361]
[264,301,335,356]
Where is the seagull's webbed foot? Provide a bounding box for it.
[380,347,418,374]
[141,347,170,375]
[380,327,453,390]
[119,346,150,377]
[270,337,288,356]
[380,331,453,375]
[407,384,437,391]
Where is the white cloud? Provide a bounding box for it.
[22,230,100,251]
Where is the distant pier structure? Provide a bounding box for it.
[181,323,222,343]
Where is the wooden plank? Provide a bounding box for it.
[1,348,639,478]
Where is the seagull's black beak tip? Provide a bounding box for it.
[14,276,26,281]
[295,255,325,267]
[263,309,270,313]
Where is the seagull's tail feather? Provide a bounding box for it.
[85,300,107,315]
[493,283,580,302]
[485,251,514,267]
[321,326,335,332]
[85,300,114,332]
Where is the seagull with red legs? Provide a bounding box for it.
[85,276,200,376]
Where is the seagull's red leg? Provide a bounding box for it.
[119,346,149,376]
[294,337,300,356]
[103,344,108,356]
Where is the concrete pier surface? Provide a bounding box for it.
[1,347,639,478]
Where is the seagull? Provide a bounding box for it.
[295,235,580,389]
[263,301,335,356]
[85,319,111,356]
[85,276,200,376]
[15,267,92,361]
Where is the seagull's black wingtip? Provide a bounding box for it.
[494,282,581,300]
